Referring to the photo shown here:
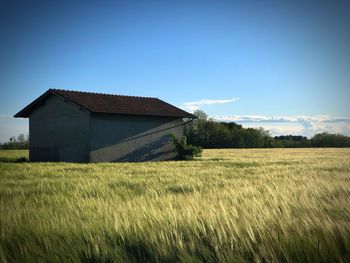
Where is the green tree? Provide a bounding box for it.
[171,135,202,160]
[193,110,208,120]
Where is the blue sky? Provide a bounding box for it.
[1,0,350,142]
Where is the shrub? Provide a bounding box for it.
[171,135,202,160]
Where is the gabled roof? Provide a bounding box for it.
[14,89,196,119]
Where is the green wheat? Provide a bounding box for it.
[0,148,349,262]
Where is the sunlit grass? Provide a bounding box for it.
[0,148,350,262]
[0,149,28,162]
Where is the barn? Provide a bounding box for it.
[14,89,195,162]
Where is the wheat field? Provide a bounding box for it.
[0,148,350,262]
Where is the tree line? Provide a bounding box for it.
[184,110,350,148]
[1,112,350,150]
[0,134,29,150]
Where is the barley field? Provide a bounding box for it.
[0,148,350,262]
[0,150,29,162]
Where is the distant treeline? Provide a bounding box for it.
[185,110,350,148]
[2,114,350,150]
[0,134,29,150]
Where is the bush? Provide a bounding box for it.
[171,135,202,160]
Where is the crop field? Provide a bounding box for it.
[0,148,350,262]
[0,150,29,163]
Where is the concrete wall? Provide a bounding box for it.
[29,95,90,162]
[89,114,184,162]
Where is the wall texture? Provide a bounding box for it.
[29,95,90,162]
[89,114,184,162]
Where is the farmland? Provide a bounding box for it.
[0,148,350,262]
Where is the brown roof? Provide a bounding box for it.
[14,89,196,118]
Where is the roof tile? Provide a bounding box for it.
[14,89,195,118]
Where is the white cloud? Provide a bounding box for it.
[245,123,305,136]
[212,115,350,137]
[181,105,199,112]
[213,115,348,123]
[181,98,240,112]
[183,98,240,106]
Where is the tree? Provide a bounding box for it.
[311,133,350,147]
[0,134,29,150]
[18,134,26,143]
[193,110,208,120]
[171,135,202,160]
[183,110,350,149]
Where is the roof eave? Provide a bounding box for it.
[14,89,197,119]
[14,90,53,118]
[14,89,93,118]
[90,111,196,119]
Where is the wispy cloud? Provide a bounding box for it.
[181,98,240,112]
[213,115,350,137]
[213,115,350,123]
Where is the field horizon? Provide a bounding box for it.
[1,148,350,262]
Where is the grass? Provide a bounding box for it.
[0,150,28,162]
[0,148,350,262]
